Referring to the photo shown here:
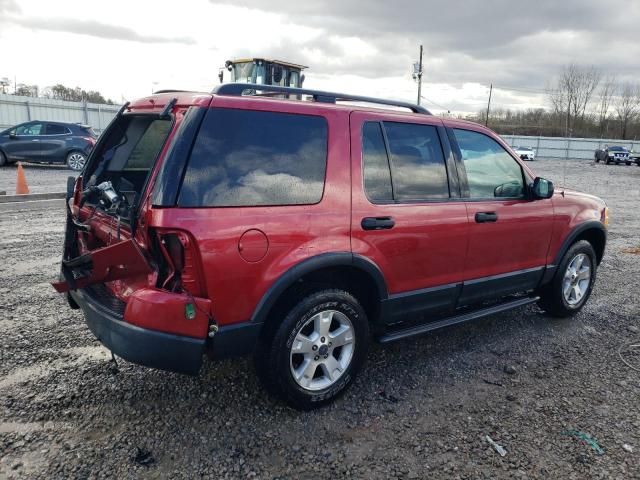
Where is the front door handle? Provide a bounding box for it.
[32,139,40,142]
[475,212,498,223]
[361,216,395,230]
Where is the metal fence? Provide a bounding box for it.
[0,94,636,159]
[0,93,121,134]
[500,134,638,160]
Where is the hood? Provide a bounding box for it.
[556,187,606,207]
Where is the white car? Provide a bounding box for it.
[513,146,536,161]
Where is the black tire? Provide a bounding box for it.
[254,289,370,410]
[626,161,632,166]
[538,240,597,318]
[66,151,87,171]
[0,150,6,167]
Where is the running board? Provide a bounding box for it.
[378,296,539,344]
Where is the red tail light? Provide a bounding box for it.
[82,136,96,146]
[156,230,205,297]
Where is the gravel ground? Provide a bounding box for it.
[0,163,74,195]
[0,159,639,479]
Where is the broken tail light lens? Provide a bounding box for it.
[156,230,204,297]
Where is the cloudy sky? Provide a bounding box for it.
[1,0,639,114]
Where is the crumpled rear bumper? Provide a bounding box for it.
[70,287,205,375]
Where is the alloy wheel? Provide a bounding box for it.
[289,310,355,391]
[67,152,86,171]
[562,253,592,306]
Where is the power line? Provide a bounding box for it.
[420,95,451,111]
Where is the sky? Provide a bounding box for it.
[1,0,639,114]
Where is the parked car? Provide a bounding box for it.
[594,145,632,165]
[52,84,608,410]
[513,145,536,160]
[630,150,640,166]
[0,121,97,170]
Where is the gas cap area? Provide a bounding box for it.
[238,229,269,262]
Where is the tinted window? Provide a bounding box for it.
[124,119,172,170]
[385,122,449,200]
[179,109,327,207]
[362,122,393,202]
[45,124,69,135]
[15,123,43,135]
[454,128,524,198]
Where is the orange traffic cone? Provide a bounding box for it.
[16,162,30,195]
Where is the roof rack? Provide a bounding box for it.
[212,83,431,115]
[153,89,192,94]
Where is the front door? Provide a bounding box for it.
[350,111,469,325]
[4,122,44,161]
[449,127,554,305]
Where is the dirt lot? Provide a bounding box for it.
[0,159,639,479]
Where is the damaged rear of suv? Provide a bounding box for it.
[53,92,216,375]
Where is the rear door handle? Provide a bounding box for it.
[475,212,498,223]
[361,216,395,230]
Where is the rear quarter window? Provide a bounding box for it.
[178,108,328,207]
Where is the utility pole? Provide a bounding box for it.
[485,83,492,126]
[416,45,423,105]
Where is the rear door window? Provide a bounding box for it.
[178,108,328,207]
[45,124,70,135]
[361,121,449,202]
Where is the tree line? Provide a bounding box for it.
[9,83,115,105]
[477,64,640,140]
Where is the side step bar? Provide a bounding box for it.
[378,296,539,344]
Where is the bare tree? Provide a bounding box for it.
[548,63,601,134]
[596,75,617,136]
[614,82,640,140]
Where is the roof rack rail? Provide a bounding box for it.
[153,89,191,94]
[212,83,431,115]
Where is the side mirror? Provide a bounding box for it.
[531,177,554,199]
[9,131,16,139]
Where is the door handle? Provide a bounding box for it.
[475,212,498,223]
[32,139,40,142]
[361,216,395,230]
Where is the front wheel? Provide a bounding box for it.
[0,150,6,167]
[538,240,597,317]
[66,151,87,171]
[254,289,370,410]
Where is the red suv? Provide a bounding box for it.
[53,84,608,409]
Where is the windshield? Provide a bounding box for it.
[231,62,255,83]
[609,146,627,151]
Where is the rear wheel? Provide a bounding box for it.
[254,289,370,410]
[66,151,87,171]
[538,240,597,317]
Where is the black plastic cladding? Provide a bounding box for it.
[212,83,432,115]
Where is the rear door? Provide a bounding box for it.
[350,111,469,325]
[449,126,554,305]
[42,123,71,161]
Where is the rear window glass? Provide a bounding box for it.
[178,108,327,207]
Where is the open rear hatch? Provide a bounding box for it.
[52,102,175,294]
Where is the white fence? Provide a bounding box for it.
[0,93,121,134]
[501,134,638,160]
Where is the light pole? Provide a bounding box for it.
[412,45,423,105]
